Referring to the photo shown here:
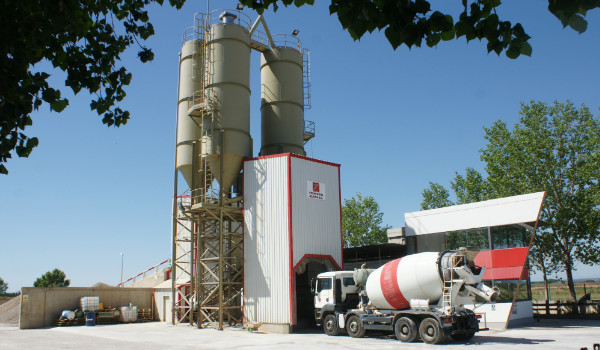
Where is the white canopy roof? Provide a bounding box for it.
[404,192,545,236]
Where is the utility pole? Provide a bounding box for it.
[120,252,125,287]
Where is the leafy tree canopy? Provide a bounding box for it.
[421,182,453,210]
[34,268,70,288]
[0,277,7,294]
[343,193,390,248]
[421,100,600,302]
[240,0,599,59]
[0,0,186,174]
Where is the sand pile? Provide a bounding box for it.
[91,282,113,288]
[0,296,20,326]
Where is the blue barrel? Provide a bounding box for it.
[85,312,96,326]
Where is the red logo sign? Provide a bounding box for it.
[313,182,320,192]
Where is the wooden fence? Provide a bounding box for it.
[533,300,600,317]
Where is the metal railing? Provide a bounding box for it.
[116,259,170,287]
[302,49,312,109]
[272,33,302,51]
[206,9,252,30]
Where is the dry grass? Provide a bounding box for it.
[532,282,600,301]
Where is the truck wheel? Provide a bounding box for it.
[419,318,444,344]
[323,314,341,336]
[451,332,475,342]
[346,315,365,338]
[394,317,417,342]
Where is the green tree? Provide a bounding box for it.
[240,0,599,59]
[0,0,186,174]
[421,167,494,209]
[0,277,7,294]
[421,101,600,302]
[343,193,390,248]
[451,167,495,204]
[421,182,453,210]
[34,269,70,288]
[482,101,600,302]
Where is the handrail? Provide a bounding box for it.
[116,259,170,287]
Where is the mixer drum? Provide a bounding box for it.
[365,252,443,310]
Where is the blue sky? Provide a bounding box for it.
[1,1,599,292]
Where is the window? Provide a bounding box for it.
[493,279,532,302]
[343,277,355,287]
[491,225,530,249]
[317,278,332,292]
[446,227,489,250]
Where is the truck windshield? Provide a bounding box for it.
[317,278,332,292]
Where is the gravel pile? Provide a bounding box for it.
[0,296,20,326]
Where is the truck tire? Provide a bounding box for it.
[419,317,444,344]
[346,315,365,338]
[451,332,475,342]
[323,314,341,336]
[394,317,418,342]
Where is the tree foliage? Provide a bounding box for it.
[33,269,70,288]
[0,0,186,174]
[342,193,390,248]
[421,182,453,210]
[420,101,600,302]
[482,101,600,301]
[239,0,600,59]
[0,277,7,294]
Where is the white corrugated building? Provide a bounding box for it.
[243,153,343,332]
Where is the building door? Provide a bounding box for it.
[164,295,171,323]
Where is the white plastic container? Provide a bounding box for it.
[119,305,138,322]
[80,296,100,312]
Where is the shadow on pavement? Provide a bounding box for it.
[526,319,600,329]
[461,336,555,346]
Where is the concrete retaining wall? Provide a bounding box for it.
[20,287,154,329]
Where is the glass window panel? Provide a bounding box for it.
[493,279,531,301]
[415,232,446,252]
[491,225,531,249]
[446,227,489,250]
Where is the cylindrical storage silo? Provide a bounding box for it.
[365,252,443,310]
[176,38,204,189]
[203,12,252,192]
[260,46,306,156]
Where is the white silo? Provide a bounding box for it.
[202,11,252,192]
[176,36,203,189]
[260,38,306,156]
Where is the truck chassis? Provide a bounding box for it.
[318,307,481,344]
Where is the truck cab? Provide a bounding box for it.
[313,271,359,331]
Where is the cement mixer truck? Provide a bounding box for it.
[313,248,499,344]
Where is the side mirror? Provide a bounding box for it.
[310,278,316,294]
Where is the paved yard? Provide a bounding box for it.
[1,319,599,349]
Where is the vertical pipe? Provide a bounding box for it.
[196,213,202,328]
[171,51,183,325]
[218,129,225,330]
[189,140,197,326]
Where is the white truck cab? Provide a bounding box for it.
[313,271,361,331]
[314,271,357,309]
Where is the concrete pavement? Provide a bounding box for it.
[1,319,599,349]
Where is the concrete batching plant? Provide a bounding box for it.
[171,9,334,331]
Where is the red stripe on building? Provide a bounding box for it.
[380,259,409,310]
